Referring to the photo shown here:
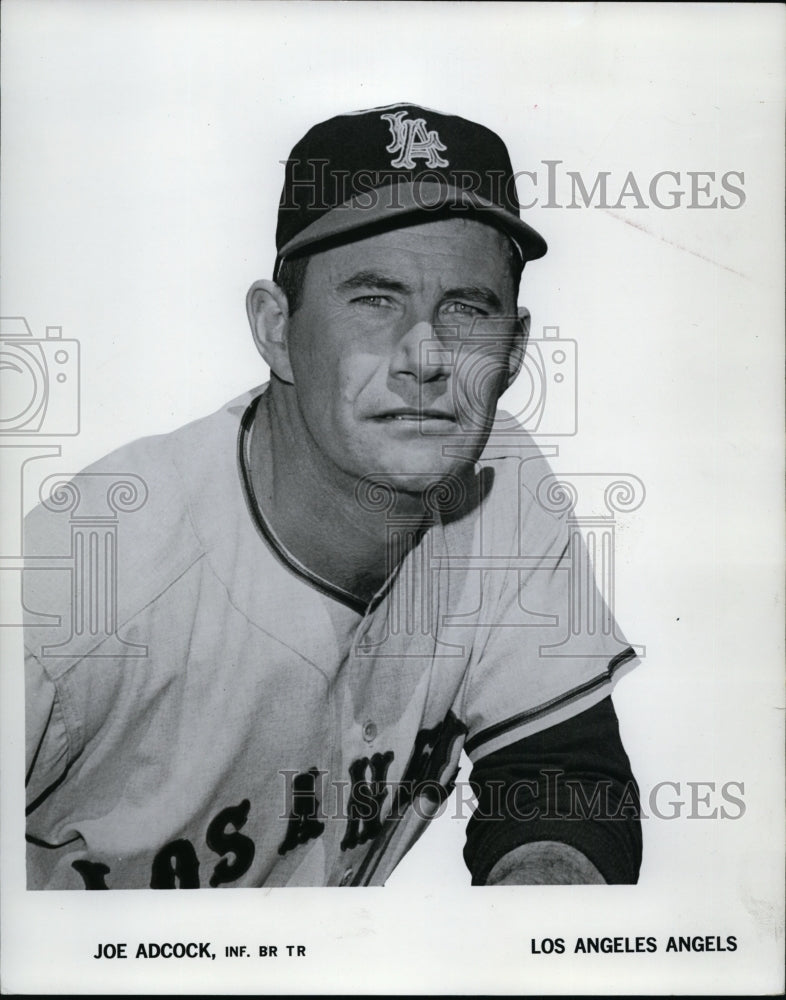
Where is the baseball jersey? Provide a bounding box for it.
[24,387,637,889]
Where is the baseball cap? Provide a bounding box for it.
[274,102,547,278]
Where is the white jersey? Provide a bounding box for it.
[24,388,636,889]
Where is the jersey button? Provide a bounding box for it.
[362,721,377,742]
[339,868,354,886]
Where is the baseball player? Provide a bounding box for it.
[24,103,642,888]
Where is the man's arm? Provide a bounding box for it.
[25,655,70,814]
[485,841,606,885]
[463,696,641,885]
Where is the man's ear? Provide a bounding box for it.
[245,279,294,384]
[504,306,531,390]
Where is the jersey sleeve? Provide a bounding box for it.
[25,653,71,816]
[455,495,639,765]
[463,696,642,884]
[23,488,80,820]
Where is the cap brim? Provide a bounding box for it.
[276,180,547,270]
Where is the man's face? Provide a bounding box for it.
[282,217,523,493]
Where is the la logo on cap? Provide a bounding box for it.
[381,111,449,169]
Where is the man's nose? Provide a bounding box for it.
[389,319,454,383]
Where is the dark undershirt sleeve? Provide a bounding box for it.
[463,696,642,885]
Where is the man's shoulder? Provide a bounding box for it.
[91,386,261,480]
[25,389,256,535]
[23,388,264,665]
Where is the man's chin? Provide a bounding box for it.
[352,449,475,505]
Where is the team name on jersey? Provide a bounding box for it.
[68,713,466,889]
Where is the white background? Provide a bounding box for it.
[1,1,783,994]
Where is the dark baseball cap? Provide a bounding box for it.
[273,102,547,278]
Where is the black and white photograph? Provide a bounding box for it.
[1,1,783,994]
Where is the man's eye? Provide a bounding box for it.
[351,295,391,308]
[443,301,487,317]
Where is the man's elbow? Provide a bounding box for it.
[483,840,607,885]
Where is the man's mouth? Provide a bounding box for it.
[375,408,456,423]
